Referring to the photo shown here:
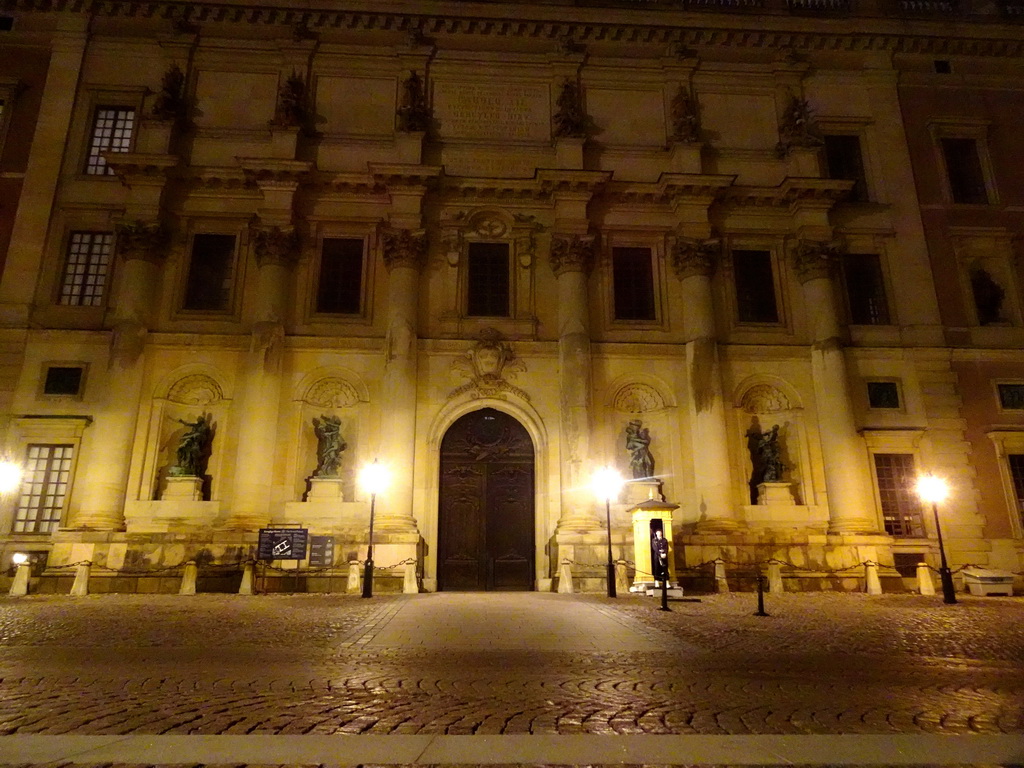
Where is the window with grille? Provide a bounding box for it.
[823,134,868,202]
[466,242,510,317]
[13,444,74,533]
[941,137,989,204]
[843,253,890,325]
[612,247,656,321]
[998,384,1024,410]
[85,106,135,176]
[867,381,900,409]
[874,453,925,537]
[733,250,779,324]
[59,231,113,306]
[316,238,364,315]
[183,234,236,312]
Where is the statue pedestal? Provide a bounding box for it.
[163,476,203,501]
[307,478,343,500]
[757,482,795,506]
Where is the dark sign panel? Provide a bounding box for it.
[308,536,335,568]
[257,528,309,561]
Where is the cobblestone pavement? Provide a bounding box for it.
[0,592,1021,740]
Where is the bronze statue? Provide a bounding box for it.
[625,419,655,479]
[757,424,784,482]
[171,415,212,476]
[313,414,346,478]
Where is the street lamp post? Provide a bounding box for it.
[359,462,390,599]
[591,467,624,598]
[916,474,957,605]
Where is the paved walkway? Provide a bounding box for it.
[0,591,1021,766]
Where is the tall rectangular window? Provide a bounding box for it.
[612,247,656,321]
[85,106,135,176]
[874,453,925,537]
[733,250,779,324]
[59,231,113,307]
[823,134,868,202]
[466,242,510,317]
[183,234,236,312]
[13,444,74,534]
[316,238,364,315]
[941,137,989,204]
[843,253,890,325]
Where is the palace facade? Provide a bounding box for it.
[1,0,1023,592]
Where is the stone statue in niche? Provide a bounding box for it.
[552,79,587,139]
[755,424,785,482]
[669,85,701,143]
[776,95,822,157]
[170,415,212,477]
[313,415,346,478]
[397,70,431,132]
[625,419,655,479]
[271,71,308,129]
[971,268,1005,325]
[151,64,186,122]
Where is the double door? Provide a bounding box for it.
[438,408,534,591]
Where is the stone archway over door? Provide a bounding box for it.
[438,408,535,591]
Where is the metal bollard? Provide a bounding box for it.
[179,561,198,595]
[70,562,91,596]
[557,561,574,594]
[754,574,769,616]
[238,561,254,595]
[864,561,883,595]
[8,563,30,596]
[916,562,936,596]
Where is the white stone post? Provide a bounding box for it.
[179,560,198,595]
[347,560,362,594]
[403,561,419,594]
[864,561,883,595]
[238,561,255,595]
[714,559,729,593]
[794,243,877,534]
[9,563,30,596]
[676,241,739,531]
[70,562,91,596]
[767,560,785,593]
[917,562,936,596]
[550,234,599,532]
[557,561,574,594]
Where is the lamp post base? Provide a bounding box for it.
[362,559,374,598]
[606,561,617,598]
[939,566,957,604]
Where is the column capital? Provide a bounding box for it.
[381,227,428,272]
[549,233,596,277]
[792,238,844,284]
[115,219,170,263]
[671,237,720,280]
[250,222,300,268]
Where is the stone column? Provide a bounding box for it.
[68,226,168,530]
[376,228,425,532]
[223,225,296,529]
[794,241,877,533]
[673,239,740,532]
[550,234,599,532]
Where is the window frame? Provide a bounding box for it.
[464,241,512,319]
[994,381,1024,413]
[841,252,893,327]
[729,246,784,327]
[987,430,1024,539]
[866,380,903,412]
[928,119,998,207]
[178,229,241,316]
[0,77,19,163]
[821,132,870,203]
[313,235,367,317]
[56,230,115,308]
[38,362,88,401]
[861,428,928,540]
[71,88,145,180]
[610,245,658,324]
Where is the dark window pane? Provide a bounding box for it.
[998,384,1024,410]
[874,453,924,537]
[467,242,509,317]
[867,381,900,409]
[941,137,989,204]
[43,366,84,396]
[823,134,868,202]
[316,238,364,314]
[183,234,235,311]
[843,253,890,325]
[612,247,656,321]
[1008,455,1024,531]
[733,250,778,324]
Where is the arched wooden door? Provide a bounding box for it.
[438,408,535,591]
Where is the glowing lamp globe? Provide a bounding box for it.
[359,462,390,497]
[916,474,949,504]
[591,467,624,502]
[0,460,22,494]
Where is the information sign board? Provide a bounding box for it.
[308,536,335,568]
[257,528,309,560]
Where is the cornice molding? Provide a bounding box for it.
[5,0,1024,58]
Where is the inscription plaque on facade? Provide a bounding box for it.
[308,535,335,568]
[257,528,309,560]
[434,82,549,141]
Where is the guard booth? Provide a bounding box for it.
[628,491,679,592]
